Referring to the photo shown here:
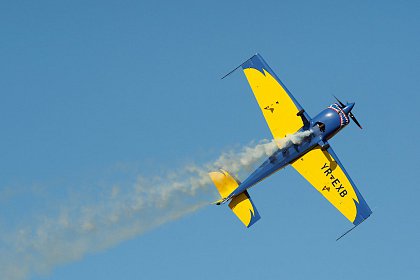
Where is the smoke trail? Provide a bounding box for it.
[275,130,313,149]
[0,131,310,280]
[0,141,274,279]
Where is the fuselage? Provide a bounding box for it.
[229,103,355,198]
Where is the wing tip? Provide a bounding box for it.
[337,214,372,241]
[221,53,262,79]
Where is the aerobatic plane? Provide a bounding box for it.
[209,54,372,237]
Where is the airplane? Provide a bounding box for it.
[209,53,372,238]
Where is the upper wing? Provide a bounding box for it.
[241,54,310,139]
[291,146,372,225]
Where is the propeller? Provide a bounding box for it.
[333,95,363,129]
[349,112,363,129]
[333,95,345,108]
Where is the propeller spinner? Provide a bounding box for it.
[333,95,362,129]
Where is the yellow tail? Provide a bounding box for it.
[208,169,240,199]
[208,169,261,227]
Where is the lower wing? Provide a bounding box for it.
[291,146,372,225]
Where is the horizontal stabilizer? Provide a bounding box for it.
[209,170,261,227]
[229,190,260,227]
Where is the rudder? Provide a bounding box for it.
[208,169,240,199]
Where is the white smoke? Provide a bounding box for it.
[275,130,313,149]
[0,130,311,280]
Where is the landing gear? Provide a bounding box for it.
[297,109,310,128]
[321,143,330,151]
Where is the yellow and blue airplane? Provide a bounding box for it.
[209,54,372,236]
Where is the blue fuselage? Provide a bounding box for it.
[229,103,354,197]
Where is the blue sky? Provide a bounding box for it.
[1,1,419,279]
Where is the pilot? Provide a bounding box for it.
[317,122,326,132]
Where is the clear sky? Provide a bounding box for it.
[1,1,419,279]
